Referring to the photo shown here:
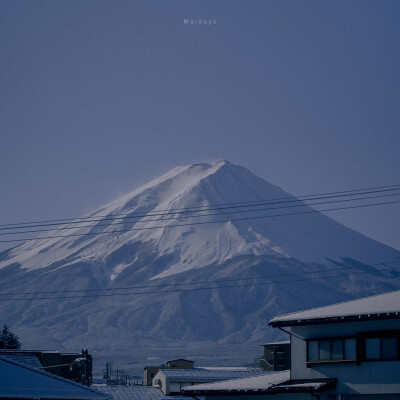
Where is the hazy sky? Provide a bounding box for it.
[1,0,400,250]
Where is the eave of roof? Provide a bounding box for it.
[269,311,400,327]
[269,289,400,327]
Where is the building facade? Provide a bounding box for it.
[182,290,400,399]
[259,341,291,371]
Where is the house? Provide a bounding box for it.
[144,359,195,386]
[259,341,291,371]
[0,354,109,400]
[0,348,92,385]
[182,289,400,399]
[154,368,265,395]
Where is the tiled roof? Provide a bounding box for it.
[269,289,400,327]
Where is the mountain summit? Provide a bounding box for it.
[2,160,397,278]
[1,161,399,365]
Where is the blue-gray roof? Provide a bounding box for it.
[97,385,188,400]
[0,355,110,399]
[157,368,264,380]
[2,354,43,369]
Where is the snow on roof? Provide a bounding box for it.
[95,386,164,400]
[157,368,265,380]
[97,385,188,400]
[260,341,290,346]
[0,349,59,354]
[181,371,336,395]
[269,289,400,327]
[0,355,110,399]
[181,370,289,392]
[2,354,43,369]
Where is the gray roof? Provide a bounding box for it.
[260,340,290,346]
[97,385,188,400]
[96,386,164,400]
[2,354,43,369]
[269,289,400,327]
[0,355,110,399]
[181,371,289,392]
[181,371,336,395]
[157,368,265,380]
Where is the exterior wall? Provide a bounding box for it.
[143,366,160,386]
[152,370,168,394]
[260,343,291,371]
[291,318,400,395]
[169,379,211,393]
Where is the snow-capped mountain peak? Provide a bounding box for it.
[1,160,398,281]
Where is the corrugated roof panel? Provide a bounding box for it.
[158,368,265,380]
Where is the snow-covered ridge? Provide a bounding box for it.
[1,160,399,281]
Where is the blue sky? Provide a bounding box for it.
[1,0,400,250]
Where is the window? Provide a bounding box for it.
[344,338,356,359]
[308,340,318,361]
[364,335,399,361]
[307,337,357,363]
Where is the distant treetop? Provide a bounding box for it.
[0,325,21,349]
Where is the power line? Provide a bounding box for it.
[1,259,398,297]
[2,191,399,237]
[1,183,400,230]
[2,267,399,302]
[2,198,399,244]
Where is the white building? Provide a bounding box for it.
[182,289,400,399]
[153,368,265,395]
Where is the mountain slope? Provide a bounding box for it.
[2,160,398,278]
[0,160,399,367]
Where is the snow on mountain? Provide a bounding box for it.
[1,160,398,280]
[1,160,399,367]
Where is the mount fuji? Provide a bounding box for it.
[0,160,399,368]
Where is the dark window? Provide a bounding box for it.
[364,335,399,361]
[308,340,318,361]
[332,339,343,360]
[307,337,357,363]
[365,338,380,360]
[382,337,397,360]
[344,338,356,360]
[319,340,331,360]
